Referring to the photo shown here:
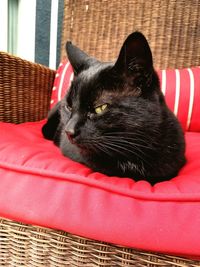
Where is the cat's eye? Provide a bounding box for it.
[94,104,108,114]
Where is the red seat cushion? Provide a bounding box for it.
[0,120,200,258]
[1,62,200,259]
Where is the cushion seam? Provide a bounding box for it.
[0,160,200,202]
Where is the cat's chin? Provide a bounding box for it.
[60,136,84,162]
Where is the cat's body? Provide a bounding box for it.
[42,32,186,184]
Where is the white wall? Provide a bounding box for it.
[49,0,59,69]
[0,0,8,52]
[17,0,37,62]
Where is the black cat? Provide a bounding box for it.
[42,32,186,184]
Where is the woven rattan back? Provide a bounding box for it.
[61,0,200,69]
[0,52,55,123]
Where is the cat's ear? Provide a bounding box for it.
[114,32,153,81]
[66,42,97,75]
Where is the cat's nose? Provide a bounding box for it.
[65,114,79,143]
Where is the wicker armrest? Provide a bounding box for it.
[0,52,56,123]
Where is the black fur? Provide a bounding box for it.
[42,32,186,184]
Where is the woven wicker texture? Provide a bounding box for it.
[61,0,200,69]
[0,52,55,123]
[0,218,200,267]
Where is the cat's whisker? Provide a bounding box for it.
[87,136,153,155]
[104,128,160,136]
[95,143,119,157]
[93,143,113,157]
[103,131,144,135]
[104,140,153,156]
[102,136,155,147]
[103,132,153,141]
[100,142,132,158]
[81,140,113,157]
[91,135,156,151]
[103,131,160,146]
[100,140,152,167]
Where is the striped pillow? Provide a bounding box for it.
[50,61,200,132]
[50,60,74,108]
[157,67,200,132]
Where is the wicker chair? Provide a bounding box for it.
[1,0,200,266]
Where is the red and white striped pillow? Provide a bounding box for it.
[50,61,200,132]
[157,67,200,132]
[50,60,74,108]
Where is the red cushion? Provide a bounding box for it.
[51,61,200,132]
[0,120,200,258]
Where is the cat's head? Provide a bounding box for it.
[61,32,162,164]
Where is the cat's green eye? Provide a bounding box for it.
[94,104,108,114]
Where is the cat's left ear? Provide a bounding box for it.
[114,32,153,82]
[66,42,97,75]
